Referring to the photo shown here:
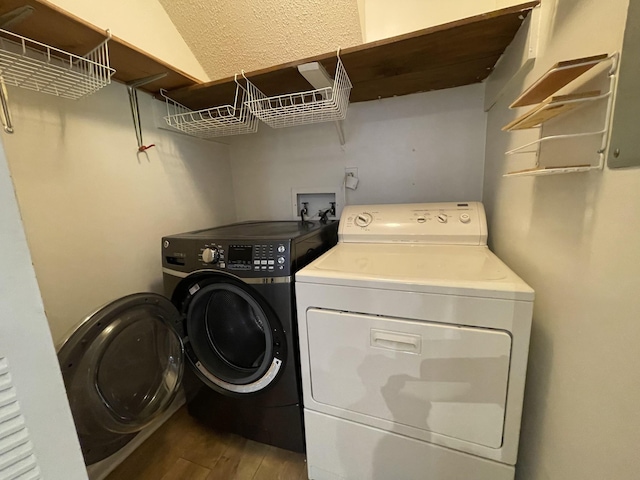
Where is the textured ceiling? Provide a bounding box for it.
[158,0,364,82]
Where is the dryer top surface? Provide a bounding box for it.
[296,243,533,301]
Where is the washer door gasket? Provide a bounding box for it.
[176,274,286,395]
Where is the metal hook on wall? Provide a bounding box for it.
[126,73,167,152]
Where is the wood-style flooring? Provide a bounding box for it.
[106,406,308,480]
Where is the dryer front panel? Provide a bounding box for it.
[305,308,512,449]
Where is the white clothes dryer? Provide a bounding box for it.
[295,202,534,480]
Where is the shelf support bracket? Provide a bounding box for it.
[126,73,167,152]
[0,6,34,29]
[335,120,345,146]
[0,78,14,134]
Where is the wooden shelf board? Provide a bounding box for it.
[503,90,602,131]
[510,54,609,108]
[0,0,200,93]
[167,2,539,110]
[504,164,594,177]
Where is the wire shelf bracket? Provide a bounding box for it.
[0,27,115,134]
[161,75,259,139]
[243,51,352,144]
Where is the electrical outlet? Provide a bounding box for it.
[345,167,358,178]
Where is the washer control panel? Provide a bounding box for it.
[195,241,289,274]
[339,202,487,245]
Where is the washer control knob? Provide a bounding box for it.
[354,212,373,227]
[202,247,220,264]
[277,245,285,253]
[437,214,448,224]
[459,213,471,224]
[277,256,285,265]
[417,216,426,223]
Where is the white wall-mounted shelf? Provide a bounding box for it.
[159,55,352,142]
[160,77,259,139]
[509,54,608,108]
[503,164,595,177]
[0,27,114,133]
[503,53,619,177]
[503,90,603,131]
[0,28,114,100]
[244,54,352,130]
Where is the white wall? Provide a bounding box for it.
[0,141,87,479]
[50,0,209,81]
[362,0,524,42]
[2,84,236,343]
[229,84,486,220]
[482,1,639,479]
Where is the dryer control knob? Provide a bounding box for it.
[437,214,448,224]
[354,212,373,227]
[459,213,471,223]
[202,247,220,264]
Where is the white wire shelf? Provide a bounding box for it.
[0,28,114,100]
[502,90,607,131]
[503,165,597,177]
[509,53,609,108]
[504,53,619,177]
[244,55,352,129]
[161,79,259,139]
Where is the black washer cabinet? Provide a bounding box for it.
[161,220,338,452]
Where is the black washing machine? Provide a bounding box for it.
[161,220,339,452]
[57,220,337,471]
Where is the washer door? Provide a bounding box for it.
[57,293,183,465]
[172,272,286,395]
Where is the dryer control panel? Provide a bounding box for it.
[339,202,487,245]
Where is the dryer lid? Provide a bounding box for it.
[58,293,184,464]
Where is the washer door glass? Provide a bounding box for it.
[96,314,181,425]
[177,275,286,394]
[58,293,183,465]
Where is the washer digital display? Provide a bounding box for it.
[228,245,253,264]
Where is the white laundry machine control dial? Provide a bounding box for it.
[202,247,220,264]
[437,214,448,223]
[354,212,373,227]
[459,213,471,223]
